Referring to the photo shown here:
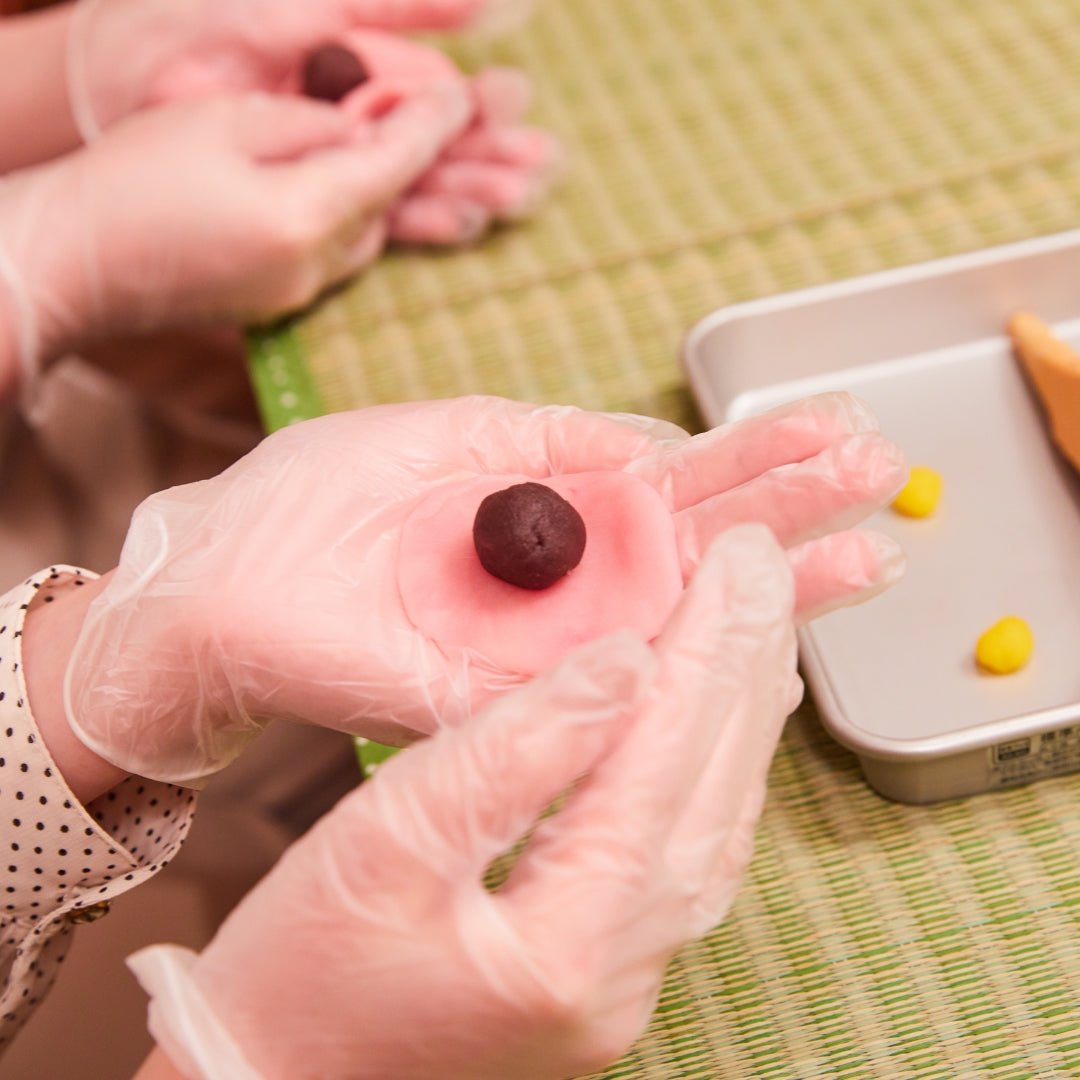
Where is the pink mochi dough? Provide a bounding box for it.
[397,471,684,674]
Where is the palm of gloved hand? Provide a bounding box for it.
[128,525,803,1080]
[65,393,905,786]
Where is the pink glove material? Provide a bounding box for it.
[0,85,470,378]
[329,31,564,244]
[65,0,559,247]
[127,526,804,1080]
[63,393,905,787]
[65,0,535,140]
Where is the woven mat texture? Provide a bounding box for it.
[250,1,1080,1076]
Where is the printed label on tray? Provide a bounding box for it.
[989,727,1080,788]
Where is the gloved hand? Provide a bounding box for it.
[328,30,563,244]
[127,524,804,1080]
[67,0,561,249]
[65,0,534,138]
[64,392,905,786]
[0,84,470,388]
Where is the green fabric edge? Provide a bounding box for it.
[245,322,325,434]
[353,736,401,780]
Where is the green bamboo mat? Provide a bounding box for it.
[249,0,1080,1075]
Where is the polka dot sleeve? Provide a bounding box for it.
[0,567,197,1052]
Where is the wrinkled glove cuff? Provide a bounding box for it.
[65,0,106,143]
[128,944,267,1080]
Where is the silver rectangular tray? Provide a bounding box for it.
[681,229,1080,804]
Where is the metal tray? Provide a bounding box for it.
[681,229,1080,804]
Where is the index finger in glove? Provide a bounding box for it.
[626,392,882,511]
[672,431,908,574]
[499,525,799,944]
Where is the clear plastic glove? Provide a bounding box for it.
[127,524,804,1080]
[65,0,558,246]
[66,0,534,139]
[327,30,563,244]
[0,84,470,381]
[64,392,905,786]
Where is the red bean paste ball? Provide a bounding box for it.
[472,482,587,590]
[302,44,369,103]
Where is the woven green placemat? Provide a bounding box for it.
[250,1,1080,1075]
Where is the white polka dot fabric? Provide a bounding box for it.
[0,567,197,1051]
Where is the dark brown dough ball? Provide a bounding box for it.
[301,44,369,103]
[473,482,587,590]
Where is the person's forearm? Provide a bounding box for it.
[22,568,131,804]
[0,4,82,173]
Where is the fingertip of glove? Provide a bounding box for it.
[808,527,907,591]
[833,431,909,494]
[420,79,474,136]
[821,390,882,434]
[866,528,907,584]
[789,528,907,624]
[868,434,909,496]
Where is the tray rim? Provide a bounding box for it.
[679,226,1080,764]
[799,632,1080,762]
[680,226,1080,429]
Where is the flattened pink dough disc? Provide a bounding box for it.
[397,472,683,674]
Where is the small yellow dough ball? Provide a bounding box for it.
[892,465,943,518]
[975,616,1034,675]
